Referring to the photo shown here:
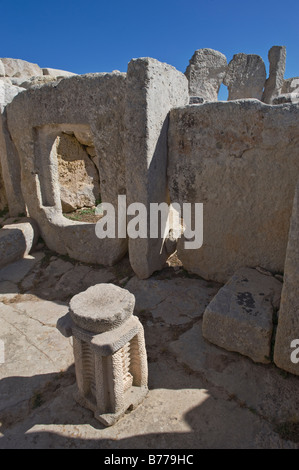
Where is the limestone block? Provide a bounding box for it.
[0,58,43,78]
[272,93,299,105]
[0,161,7,211]
[262,46,286,104]
[274,181,299,375]
[0,60,5,77]
[0,218,39,268]
[6,73,128,265]
[15,76,60,89]
[168,100,299,283]
[185,48,227,101]
[125,57,189,279]
[223,53,266,100]
[202,268,282,364]
[281,77,299,95]
[42,67,76,78]
[0,81,26,216]
[56,133,100,212]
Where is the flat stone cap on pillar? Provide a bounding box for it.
[69,284,135,334]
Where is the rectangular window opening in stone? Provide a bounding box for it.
[55,131,102,223]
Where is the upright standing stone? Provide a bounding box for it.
[262,46,286,104]
[185,48,227,101]
[125,58,189,279]
[168,100,299,283]
[274,181,299,376]
[223,53,266,100]
[0,81,26,216]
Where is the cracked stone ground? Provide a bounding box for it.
[0,246,298,449]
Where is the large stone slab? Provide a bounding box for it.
[202,268,282,364]
[223,53,266,100]
[0,58,43,78]
[262,46,286,104]
[0,300,73,426]
[170,320,299,424]
[0,81,26,216]
[274,181,299,375]
[168,100,299,283]
[0,218,39,268]
[185,48,227,101]
[6,73,128,265]
[126,276,220,325]
[124,58,189,279]
[42,67,76,78]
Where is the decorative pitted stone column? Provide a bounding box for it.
[57,284,148,426]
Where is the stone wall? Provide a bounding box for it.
[168,100,299,283]
[6,73,127,266]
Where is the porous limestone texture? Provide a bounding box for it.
[185,48,227,101]
[42,67,76,78]
[69,284,135,334]
[0,217,39,268]
[274,181,299,375]
[58,284,148,426]
[0,163,7,211]
[262,46,286,104]
[125,57,189,279]
[0,81,26,216]
[272,93,299,105]
[56,133,100,212]
[14,76,60,90]
[6,73,128,265]
[223,53,266,100]
[202,267,282,364]
[281,77,299,95]
[0,58,43,78]
[168,100,299,283]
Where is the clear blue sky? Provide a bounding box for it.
[1,0,299,93]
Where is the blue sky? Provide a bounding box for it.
[1,0,299,98]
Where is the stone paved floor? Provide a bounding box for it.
[0,247,298,449]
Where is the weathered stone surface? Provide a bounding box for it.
[170,320,299,425]
[126,276,219,325]
[185,48,227,101]
[274,181,299,375]
[56,133,100,212]
[168,100,299,283]
[6,73,128,265]
[0,252,44,283]
[223,53,266,100]
[0,81,26,216]
[272,93,299,105]
[0,218,39,268]
[0,300,73,427]
[202,268,282,364]
[69,284,135,334]
[262,46,286,104]
[0,250,297,448]
[125,57,189,279]
[281,77,299,95]
[42,67,76,78]
[0,60,5,77]
[0,165,7,211]
[14,76,60,89]
[0,58,43,78]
